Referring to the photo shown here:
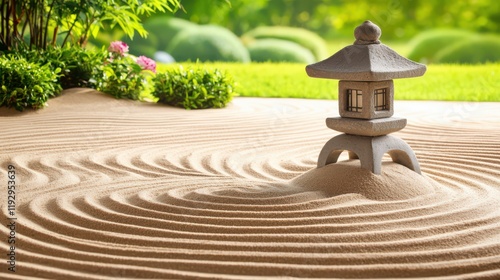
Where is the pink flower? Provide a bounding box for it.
[136,55,156,73]
[108,41,129,56]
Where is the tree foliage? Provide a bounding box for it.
[0,0,181,51]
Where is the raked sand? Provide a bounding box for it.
[1,88,500,279]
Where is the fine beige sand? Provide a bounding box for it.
[1,88,500,279]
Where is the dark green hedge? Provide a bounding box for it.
[435,35,500,64]
[242,26,329,61]
[248,39,315,63]
[144,17,197,51]
[167,25,250,62]
[407,29,475,63]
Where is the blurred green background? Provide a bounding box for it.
[174,0,499,40]
[90,0,500,64]
[88,0,500,101]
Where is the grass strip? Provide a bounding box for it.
[158,63,500,102]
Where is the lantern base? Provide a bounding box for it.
[317,134,421,175]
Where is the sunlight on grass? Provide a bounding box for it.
[395,64,500,101]
[158,63,500,102]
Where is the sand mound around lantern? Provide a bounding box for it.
[290,160,437,201]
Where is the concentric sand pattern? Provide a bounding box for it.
[1,89,500,279]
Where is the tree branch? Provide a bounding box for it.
[44,0,55,47]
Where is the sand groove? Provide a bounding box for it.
[1,89,499,279]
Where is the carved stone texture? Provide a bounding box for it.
[326,117,406,136]
[354,20,382,45]
[317,134,421,175]
[306,44,426,81]
[305,21,426,82]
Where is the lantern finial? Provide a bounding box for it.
[354,20,381,45]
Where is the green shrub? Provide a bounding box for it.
[434,35,500,64]
[242,26,329,61]
[56,47,106,89]
[407,29,476,63]
[144,17,197,51]
[247,39,316,63]
[13,46,106,89]
[167,25,250,62]
[0,56,61,111]
[153,66,234,109]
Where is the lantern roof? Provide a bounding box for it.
[306,20,426,81]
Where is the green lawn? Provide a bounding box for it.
[158,63,500,102]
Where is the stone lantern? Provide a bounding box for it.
[306,20,426,175]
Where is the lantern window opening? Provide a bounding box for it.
[374,88,388,111]
[347,89,363,112]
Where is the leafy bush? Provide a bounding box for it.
[153,66,234,109]
[0,56,61,111]
[56,47,106,89]
[247,39,316,63]
[15,46,107,89]
[144,17,197,51]
[242,26,329,61]
[94,41,157,100]
[167,25,250,62]
[407,29,476,63]
[434,35,500,64]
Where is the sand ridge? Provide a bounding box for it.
[1,88,500,279]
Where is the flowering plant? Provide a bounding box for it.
[136,56,157,73]
[95,41,156,100]
[108,41,129,56]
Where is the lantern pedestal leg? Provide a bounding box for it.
[317,134,421,175]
